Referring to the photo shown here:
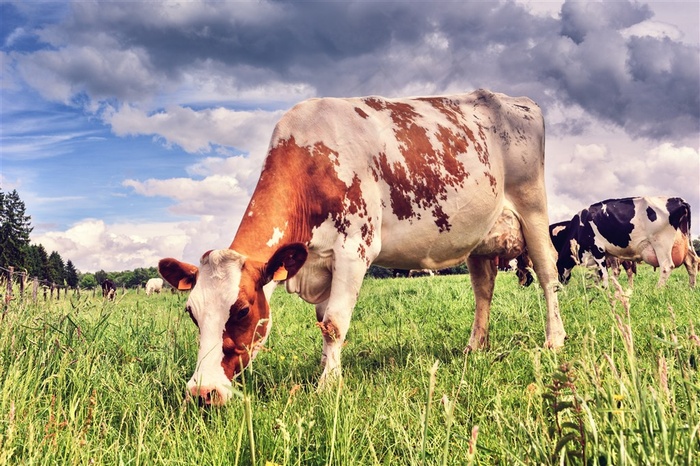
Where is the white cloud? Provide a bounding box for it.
[123,173,251,217]
[33,219,190,273]
[552,143,622,202]
[106,105,283,156]
[621,19,683,42]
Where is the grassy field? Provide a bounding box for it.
[1,265,699,465]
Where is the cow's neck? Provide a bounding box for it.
[229,138,316,262]
[230,194,310,263]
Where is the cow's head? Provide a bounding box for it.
[549,221,578,284]
[159,243,308,406]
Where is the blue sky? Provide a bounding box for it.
[1,0,698,272]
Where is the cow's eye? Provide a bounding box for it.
[237,307,250,320]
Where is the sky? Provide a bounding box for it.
[1,0,699,273]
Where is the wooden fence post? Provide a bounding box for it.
[18,272,25,302]
[5,267,13,304]
[33,278,39,302]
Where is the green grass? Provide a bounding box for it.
[1,265,699,465]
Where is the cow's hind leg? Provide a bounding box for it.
[516,208,566,348]
[466,256,497,350]
[684,249,698,288]
[646,240,676,288]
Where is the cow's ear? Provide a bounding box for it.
[264,243,308,283]
[158,258,199,290]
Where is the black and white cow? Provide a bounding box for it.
[550,196,698,288]
[101,279,116,300]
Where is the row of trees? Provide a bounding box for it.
[1,187,160,290]
[1,188,80,286]
[81,267,160,290]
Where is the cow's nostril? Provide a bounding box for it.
[190,386,213,406]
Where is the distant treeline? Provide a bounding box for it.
[1,187,163,290]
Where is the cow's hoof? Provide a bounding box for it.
[544,335,566,349]
[317,368,342,393]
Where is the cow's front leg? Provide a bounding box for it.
[315,301,329,368]
[466,256,497,350]
[595,259,610,288]
[316,258,367,390]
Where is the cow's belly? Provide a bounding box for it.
[373,195,503,269]
[602,229,687,268]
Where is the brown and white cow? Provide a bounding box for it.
[158,89,565,405]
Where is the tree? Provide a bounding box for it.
[25,244,50,281]
[95,270,108,285]
[0,188,33,268]
[64,260,79,287]
[79,273,97,289]
[130,267,152,287]
[47,251,65,285]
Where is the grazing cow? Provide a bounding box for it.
[408,269,436,277]
[550,196,698,288]
[101,279,116,301]
[158,89,565,405]
[145,278,164,296]
[514,253,535,287]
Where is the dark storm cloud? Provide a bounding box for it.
[15,0,700,141]
[531,1,699,139]
[560,0,652,44]
[59,1,419,77]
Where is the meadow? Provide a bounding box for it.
[0,265,698,465]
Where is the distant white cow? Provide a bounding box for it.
[145,278,164,296]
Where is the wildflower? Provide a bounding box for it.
[292,355,299,361]
[279,355,285,361]
[613,394,625,402]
